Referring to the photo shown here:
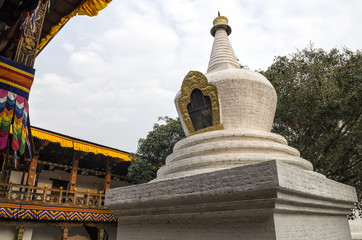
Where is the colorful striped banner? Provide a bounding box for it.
[0,56,34,156]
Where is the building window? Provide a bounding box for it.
[187,89,213,131]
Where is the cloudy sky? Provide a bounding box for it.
[30,0,362,152]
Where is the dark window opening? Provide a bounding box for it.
[187,89,213,131]
[50,179,69,190]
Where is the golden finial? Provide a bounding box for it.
[211,12,231,36]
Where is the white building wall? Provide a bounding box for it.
[105,225,118,240]
[23,228,33,240]
[0,226,16,240]
[9,171,23,184]
[68,226,91,239]
[31,225,61,240]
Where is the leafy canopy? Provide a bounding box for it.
[126,154,155,185]
[261,45,361,206]
[127,117,185,184]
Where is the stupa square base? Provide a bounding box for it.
[106,160,357,240]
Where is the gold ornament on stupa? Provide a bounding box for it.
[211,11,231,36]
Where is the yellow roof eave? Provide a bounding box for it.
[36,0,112,54]
[31,127,130,161]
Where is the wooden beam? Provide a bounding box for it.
[61,226,69,240]
[104,159,111,191]
[16,226,24,240]
[52,9,64,18]
[24,156,127,181]
[98,227,104,240]
[44,18,58,27]
[27,141,48,186]
[62,0,80,10]
[29,159,125,179]
[69,151,78,191]
[27,156,38,186]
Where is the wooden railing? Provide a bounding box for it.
[0,182,105,209]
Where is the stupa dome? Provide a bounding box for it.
[155,13,313,181]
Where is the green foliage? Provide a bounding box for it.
[127,117,186,184]
[261,45,362,203]
[127,154,155,184]
[349,202,362,220]
[137,117,186,169]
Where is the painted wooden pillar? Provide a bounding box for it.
[98,227,104,240]
[16,226,24,240]
[69,151,78,191]
[104,159,112,191]
[61,226,69,240]
[27,141,48,186]
[27,156,38,186]
[0,150,5,180]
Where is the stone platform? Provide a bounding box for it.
[106,160,357,240]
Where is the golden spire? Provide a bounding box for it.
[211,12,231,36]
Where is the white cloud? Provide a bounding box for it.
[68,51,107,78]
[62,41,75,53]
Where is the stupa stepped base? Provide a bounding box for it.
[157,129,313,180]
[106,160,357,240]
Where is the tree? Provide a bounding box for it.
[127,154,155,184]
[261,45,361,217]
[127,117,186,184]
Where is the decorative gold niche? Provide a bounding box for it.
[178,71,223,136]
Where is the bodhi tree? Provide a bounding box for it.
[261,46,361,216]
[127,117,185,184]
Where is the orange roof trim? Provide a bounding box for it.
[31,126,130,161]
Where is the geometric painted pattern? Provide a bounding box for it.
[0,202,117,222]
[0,204,19,219]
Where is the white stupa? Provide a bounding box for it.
[156,13,312,181]
[106,13,357,240]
